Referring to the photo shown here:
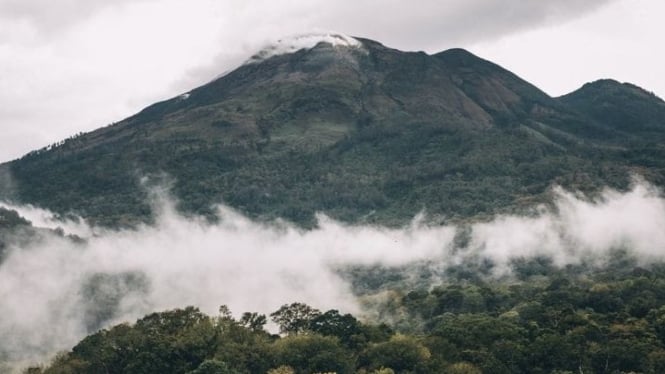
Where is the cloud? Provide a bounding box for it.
[309,0,615,50]
[1,179,665,370]
[0,0,156,38]
[173,0,618,91]
[0,198,455,370]
[0,0,614,43]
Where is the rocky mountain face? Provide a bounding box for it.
[2,35,665,227]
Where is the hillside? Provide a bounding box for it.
[2,35,665,227]
[33,254,665,374]
[559,79,665,140]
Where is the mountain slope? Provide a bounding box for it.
[3,35,664,227]
[559,79,665,140]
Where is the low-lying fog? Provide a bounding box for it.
[1,180,665,369]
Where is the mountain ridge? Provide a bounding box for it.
[3,36,665,227]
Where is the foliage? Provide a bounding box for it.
[239,312,268,332]
[4,41,665,228]
[266,366,295,374]
[38,255,665,374]
[0,207,30,228]
[187,360,240,374]
[360,334,431,373]
[273,334,353,374]
[270,302,321,335]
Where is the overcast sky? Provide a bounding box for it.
[0,0,663,162]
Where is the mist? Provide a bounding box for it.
[1,180,665,369]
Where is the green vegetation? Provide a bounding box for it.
[559,79,665,141]
[0,207,30,258]
[6,38,665,373]
[4,40,665,228]
[32,255,665,374]
[0,207,30,229]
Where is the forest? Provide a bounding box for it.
[29,251,665,374]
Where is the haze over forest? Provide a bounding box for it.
[2,3,665,372]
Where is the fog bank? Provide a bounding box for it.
[1,180,664,369]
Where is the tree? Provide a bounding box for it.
[445,362,482,374]
[361,334,431,373]
[270,303,321,335]
[273,335,353,374]
[266,366,295,374]
[239,312,267,332]
[187,360,240,374]
[309,309,362,347]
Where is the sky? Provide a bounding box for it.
[0,0,663,162]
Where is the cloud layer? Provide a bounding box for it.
[1,180,665,370]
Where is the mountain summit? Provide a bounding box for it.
[245,33,364,64]
[2,36,665,226]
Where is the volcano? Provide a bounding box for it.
[3,34,665,227]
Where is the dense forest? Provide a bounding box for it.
[29,252,665,374]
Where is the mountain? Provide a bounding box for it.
[559,79,665,140]
[2,34,665,227]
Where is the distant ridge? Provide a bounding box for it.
[559,79,665,139]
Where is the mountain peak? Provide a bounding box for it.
[245,33,364,64]
[7,36,665,227]
[559,79,665,137]
[433,48,501,71]
[434,47,480,60]
[568,78,661,100]
[583,78,622,87]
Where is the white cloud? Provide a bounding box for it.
[0,0,155,37]
[245,33,363,63]
[2,181,665,370]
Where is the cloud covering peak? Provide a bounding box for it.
[245,33,363,63]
